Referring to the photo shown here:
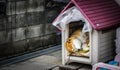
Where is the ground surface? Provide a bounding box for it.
[0,50,92,70]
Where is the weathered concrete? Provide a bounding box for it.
[0,0,64,58]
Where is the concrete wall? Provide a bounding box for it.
[115,0,120,6]
[0,0,65,59]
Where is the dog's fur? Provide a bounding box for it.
[65,29,89,55]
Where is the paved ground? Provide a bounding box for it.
[0,50,92,70]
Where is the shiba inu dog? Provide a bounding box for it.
[65,29,89,56]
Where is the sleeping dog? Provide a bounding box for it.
[65,29,89,56]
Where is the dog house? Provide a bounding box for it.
[53,0,120,65]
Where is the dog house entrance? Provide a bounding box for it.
[65,21,90,58]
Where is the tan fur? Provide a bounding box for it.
[65,29,89,55]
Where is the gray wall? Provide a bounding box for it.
[115,0,120,6]
[0,0,66,60]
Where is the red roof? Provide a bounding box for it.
[54,0,120,30]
